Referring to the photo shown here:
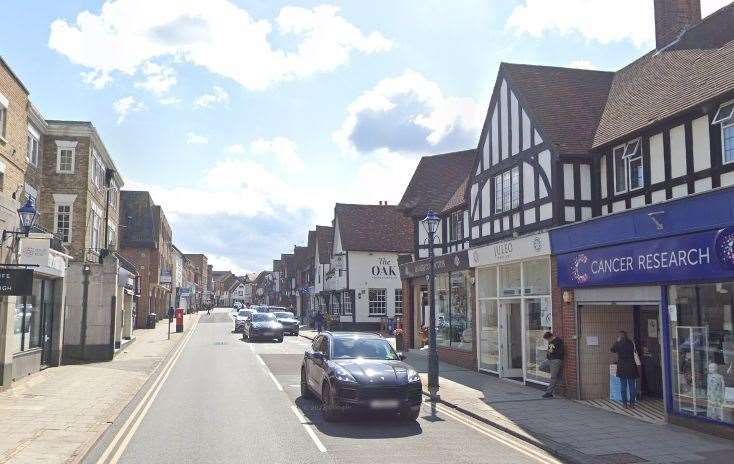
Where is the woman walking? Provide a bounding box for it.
[611,331,639,408]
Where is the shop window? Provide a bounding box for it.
[435,274,450,348]
[523,259,550,295]
[435,272,473,351]
[668,283,734,425]
[368,289,386,316]
[394,289,403,316]
[499,263,522,297]
[14,279,46,353]
[477,267,497,299]
[479,300,499,371]
[525,298,552,383]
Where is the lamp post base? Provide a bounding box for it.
[428,386,440,403]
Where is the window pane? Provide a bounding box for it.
[668,283,734,425]
[28,279,43,349]
[523,259,549,295]
[623,139,640,157]
[526,298,553,383]
[435,274,450,348]
[628,156,643,190]
[712,103,734,124]
[511,167,520,208]
[499,263,521,296]
[479,300,499,371]
[614,146,626,192]
[477,267,497,298]
[724,125,734,164]
[495,175,503,213]
[502,171,511,211]
[394,289,402,315]
[449,271,473,351]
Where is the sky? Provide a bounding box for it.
[1,0,730,274]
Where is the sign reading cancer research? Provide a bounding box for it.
[557,228,734,288]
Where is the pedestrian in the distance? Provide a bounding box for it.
[314,310,324,333]
[206,305,211,315]
[167,306,174,323]
[542,331,564,398]
[611,330,639,408]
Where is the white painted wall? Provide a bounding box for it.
[670,124,687,178]
[348,251,404,324]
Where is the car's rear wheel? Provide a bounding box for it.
[321,383,341,422]
[400,406,421,422]
[300,368,313,399]
[276,336,283,343]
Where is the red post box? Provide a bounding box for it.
[175,308,184,333]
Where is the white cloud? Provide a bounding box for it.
[134,61,177,95]
[334,69,483,155]
[82,69,112,89]
[567,60,599,70]
[506,0,732,48]
[49,0,392,91]
[250,137,304,170]
[159,96,182,105]
[113,96,146,124]
[186,132,208,144]
[207,253,250,275]
[193,86,229,108]
[227,144,245,154]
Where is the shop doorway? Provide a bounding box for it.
[499,300,523,379]
[39,280,56,366]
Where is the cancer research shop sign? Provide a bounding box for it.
[557,228,734,288]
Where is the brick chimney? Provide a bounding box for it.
[654,0,701,50]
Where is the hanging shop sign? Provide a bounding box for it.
[557,227,734,288]
[0,268,34,296]
[400,250,470,279]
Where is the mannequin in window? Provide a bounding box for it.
[707,362,725,421]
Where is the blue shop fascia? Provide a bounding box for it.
[550,187,734,439]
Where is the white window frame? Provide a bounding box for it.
[0,92,8,141]
[511,166,520,208]
[494,175,503,213]
[712,101,734,125]
[27,125,40,167]
[368,288,387,316]
[342,292,352,316]
[55,203,73,243]
[109,179,118,208]
[723,122,734,165]
[494,167,519,213]
[92,151,104,188]
[394,289,403,316]
[90,210,101,251]
[613,139,643,194]
[55,140,77,174]
[448,210,463,242]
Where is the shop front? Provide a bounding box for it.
[399,250,474,368]
[470,233,553,385]
[551,188,734,438]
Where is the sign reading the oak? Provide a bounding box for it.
[371,257,397,279]
[557,228,734,287]
[0,268,34,296]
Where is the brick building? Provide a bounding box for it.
[183,254,208,310]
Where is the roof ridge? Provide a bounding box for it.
[502,61,615,75]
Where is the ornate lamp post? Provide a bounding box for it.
[421,210,440,401]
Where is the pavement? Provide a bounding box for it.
[79,309,563,464]
[401,348,734,464]
[0,313,199,464]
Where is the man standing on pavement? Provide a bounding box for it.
[542,331,564,398]
[314,310,324,333]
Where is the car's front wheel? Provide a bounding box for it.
[300,368,313,399]
[276,336,283,343]
[321,383,341,422]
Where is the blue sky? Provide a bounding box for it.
[1,0,729,273]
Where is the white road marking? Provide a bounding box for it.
[435,404,561,464]
[290,405,327,453]
[267,371,283,391]
[256,354,265,366]
[96,317,200,464]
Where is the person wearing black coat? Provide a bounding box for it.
[611,331,639,408]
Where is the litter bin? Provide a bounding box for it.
[146,313,157,329]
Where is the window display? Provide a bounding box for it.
[479,300,499,371]
[434,271,473,351]
[669,283,734,425]
[525,298,552,383]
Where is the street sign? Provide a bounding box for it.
[0,268,34,296]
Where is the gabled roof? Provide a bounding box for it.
[294,245,309,270]
[398,149,476,218]
[307,230,316,258]
[315,226,333,264]
[501,63,614,157]
[334,203,414,253]
[442,177,469,214]
[593,3,734,148]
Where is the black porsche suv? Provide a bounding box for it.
[300,332,422,422]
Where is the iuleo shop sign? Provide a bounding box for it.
[557,227,734,288]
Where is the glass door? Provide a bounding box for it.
[499,300,524,378]
[40,280,55,365]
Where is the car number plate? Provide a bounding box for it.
[369,399,399,409]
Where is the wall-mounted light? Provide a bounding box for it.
[2,198,38,242]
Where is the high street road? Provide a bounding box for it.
[82,308,561,464]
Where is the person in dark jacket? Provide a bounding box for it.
[542,331,564,398]
[611,331,639,408]
[314,311,325,333]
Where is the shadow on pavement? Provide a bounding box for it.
[294,397,423,439]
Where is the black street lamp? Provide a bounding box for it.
[2,198,38,242]
[421,209,440,402]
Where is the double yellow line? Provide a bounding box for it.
[95,317,200,464]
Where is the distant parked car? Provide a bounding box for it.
[244,312,284,343]
[234,308,257,333]
[233,302,243,310]
[263,306,290,313]
[273,311,299,336]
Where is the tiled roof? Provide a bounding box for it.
[307,230,316,259]
[315,226,333,264]
[398,149,476,218]
[335,203,414,253]
[593,3,734,148]
[442,177,469,214]
[502,63,615,156]
[294,245,309,269]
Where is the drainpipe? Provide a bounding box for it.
[81,264,91,360]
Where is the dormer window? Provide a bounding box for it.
[613,138,643,194]
[713,101,734,164]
